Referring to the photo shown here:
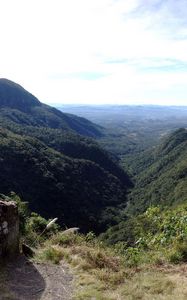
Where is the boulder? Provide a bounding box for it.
[0,200,19,258]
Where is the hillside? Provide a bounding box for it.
[0,79,131,232]
[127,128,187,214]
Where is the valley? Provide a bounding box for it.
[1,80,187,299]
[60,104,187,213]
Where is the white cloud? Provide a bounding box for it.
[0,0,187,105]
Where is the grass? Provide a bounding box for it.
[122,271,175,300]
[32,232,187,300]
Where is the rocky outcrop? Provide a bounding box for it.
[0,200,19,258]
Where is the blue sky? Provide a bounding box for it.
[0,0,187,105]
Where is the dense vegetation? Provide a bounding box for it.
[101,203,187,266]
[0,79,131,233]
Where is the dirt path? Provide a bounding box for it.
[0,255,74,300]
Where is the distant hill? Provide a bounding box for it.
[0,79,131,232]
[127,128,187,214]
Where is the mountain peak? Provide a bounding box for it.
[0,78,41,111]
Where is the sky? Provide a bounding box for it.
[0,0,187,105]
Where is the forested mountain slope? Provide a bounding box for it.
[128,128,187,214]
[0,79,131,232]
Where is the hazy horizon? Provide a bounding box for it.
[1,1,187,106]
[55,103,187,108]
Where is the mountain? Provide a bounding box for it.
[127,128,187,214]
[0,79,131,232]
[0,79,103,138]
